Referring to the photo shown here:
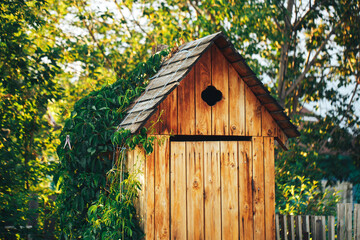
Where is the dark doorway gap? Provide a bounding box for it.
[170,135,251,142]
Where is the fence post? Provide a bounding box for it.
[288,215,295,240]
[276,214,280,240]
[355,204,360,240]
[321,216,326,240]
[338,203,346,239]
[295,215,302,240]
[311,215,317,240]
[302,215,310,240]
[282,215,288,240]
[346,203,353,240]
[328,215,335,240]
[315,216,323,240]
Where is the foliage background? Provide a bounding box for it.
[1,0,359,239]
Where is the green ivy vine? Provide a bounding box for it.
[56,49,169,239]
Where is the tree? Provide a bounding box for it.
[0,0,62,238]
[52,0,359,211]
[1,0,353,237]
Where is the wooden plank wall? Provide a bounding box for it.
[145,44,284,145]
[126,147,146,230]
[204,141,221,240]
[132,136,275,240]
[131,44,281,239]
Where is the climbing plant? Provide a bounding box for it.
[56,49,168,239]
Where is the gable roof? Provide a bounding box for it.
[118,32,300,138]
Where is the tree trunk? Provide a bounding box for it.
[277,0,294,107]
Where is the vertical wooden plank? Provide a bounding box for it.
[355,204,360,240]
[302,215,310,240]
[204,141,221,240]
[146,143,156,239]
[315,217,323,240]
[311,215,316,240]
[211,44,229,135]
[143,108,160,134]
[264,137,275,240]
[276,215,280,240]
[288,215,295,240]
[253,137,265,239]
[328,216,335,240]
[239,141,253,240]
[195,50,211,135]
[229,64,245,135]
[338,203,346,240]
[154,137,170,239]
[296,215,302,240]
[262,106,278,137]
[282,215,288,240]
[178,68,195,135]
[159,89,178,135]
[134,147,146,231]
[127,149,134,174]
[220,141,239,240]
[128,149,146,229]
[245,85,262,136]
[186,141,204,239]
[345,203,352,240]
[276,127,288,149]
[170,142,187,240]
[321,216,326,240]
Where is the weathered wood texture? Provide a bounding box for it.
[195,50,212,135]
[246,86,262,137]
[220,141,239,240]
[212,45,229,135]
[154,137,170,240]
[145,140,155,239]
[239,141,253,240]
[253,137,265,239]
[119,32,299,139]
[178,69,195,135]
[264,137,275,240]
[137,138,276,239]
[131,136,171,239]
[275,203,360,240]
[126,147,146,230]
[229,63,245,135]
[186,141,204,239]
[148,45,288,146]
[159,89,177,134]
[170,142,186,240]
[204,141,221,240]
[355,204,360,240]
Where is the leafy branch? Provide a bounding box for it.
[56,49,168,238]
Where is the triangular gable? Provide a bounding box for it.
[119,32,299,140]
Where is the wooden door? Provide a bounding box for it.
[170,141,253,240]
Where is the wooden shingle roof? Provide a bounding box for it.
[119,32,300,138]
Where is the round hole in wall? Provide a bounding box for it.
[201,85,223,106]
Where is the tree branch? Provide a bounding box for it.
[293,0,327,31]
[113,0,133,38]
[128,7,154,42]
[75,1,113,69]
[319,76,359,153]
[272,15,284,33]
[188,0,216,24]
[187,0,202,17]
[285,22,340,97]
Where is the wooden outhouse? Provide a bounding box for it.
[120,32,299,240]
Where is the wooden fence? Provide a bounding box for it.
[276,203,360,240]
